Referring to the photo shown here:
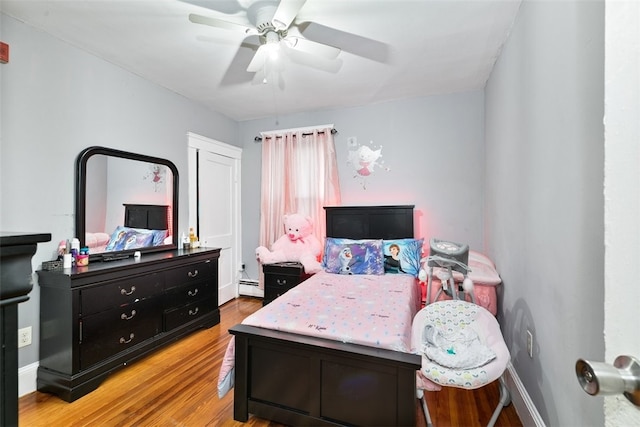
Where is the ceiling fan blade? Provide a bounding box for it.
[271,0,307,30]
[286,37,341,60]
[189,13,257,36]
[297,21,391,64]
[282,43,343,73]
[219,40,261,86]
[246,45,268,72]
[252,68,266,85]
[179,0,244,15]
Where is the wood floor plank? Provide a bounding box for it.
[19,296,523,426]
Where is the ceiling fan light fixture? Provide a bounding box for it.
[264,42,280,61]
[264,30,281,61]
[190,0,342,79]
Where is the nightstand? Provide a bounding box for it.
[262,262,312,305]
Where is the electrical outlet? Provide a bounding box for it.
[526,329,533,359]
[18,326,32,348]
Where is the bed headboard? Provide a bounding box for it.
[324,205,415,239]
[124,204,170,230]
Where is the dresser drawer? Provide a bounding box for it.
[264,273,300,291]
[164,260,212,290]
[263,262,312,305]
[163,299,214,331]
[80,298,162,369]
[264,284,296,303]
[81,273,164,315]
[165,281,214,310]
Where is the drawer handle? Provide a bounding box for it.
[119,333,135,344]
[188,270,199,278]
[276,279,287,286]
[120,286,136,296]
[121,310,136,320]
[189,307,199,316]
[188,288,199,297]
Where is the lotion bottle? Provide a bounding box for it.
[71,238,80,261]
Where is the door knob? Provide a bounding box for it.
[575,355,640,406]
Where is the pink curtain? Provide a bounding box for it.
[259,127,341,278]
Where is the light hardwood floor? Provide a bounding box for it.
[19,296,523,426]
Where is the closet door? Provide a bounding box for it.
[188,133,241,306]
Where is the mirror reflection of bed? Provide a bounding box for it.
[86,203,172,253]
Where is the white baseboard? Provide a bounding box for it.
[505,362,546,427]
[19,361,39,397]
[239,283,263,298]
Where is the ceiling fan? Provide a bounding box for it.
[188,0,342,81]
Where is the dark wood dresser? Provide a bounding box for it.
[1,232,51,426]
[262,262,312,305]
[36,247,220,402]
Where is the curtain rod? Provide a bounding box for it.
[254,126,337,142]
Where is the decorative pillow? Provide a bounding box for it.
[105,226,159,251]
[85,232,111,249]
[382,238,424,277]
[468,251,502,285]
[151,229,168,246]
[469,250,496,269]
[322,238,385,275]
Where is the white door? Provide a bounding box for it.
[188,133,241,306]
[602,2,640,424]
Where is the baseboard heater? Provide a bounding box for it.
[239,279,259,286]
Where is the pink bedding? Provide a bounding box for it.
[218,271,421,397]
[85,232,110,253]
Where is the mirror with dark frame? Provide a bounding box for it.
[76,146,179,261]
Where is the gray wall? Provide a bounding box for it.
[239,92,487,281]
[0,14,238,367]
[485,1,605,426]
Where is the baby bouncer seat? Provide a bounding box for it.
[413,239,511,427]
[423,238,475,304]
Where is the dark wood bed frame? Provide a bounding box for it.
[231,205,422,426]
[123,203,169,230]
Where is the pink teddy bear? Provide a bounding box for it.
[255,213,323,274]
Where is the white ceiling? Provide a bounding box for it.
[1,0,521,122]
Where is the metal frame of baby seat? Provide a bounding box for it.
[417,376,511,427]
[418,239,511,427]
[425,238,475,305]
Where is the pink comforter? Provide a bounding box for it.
[218,272,421,397]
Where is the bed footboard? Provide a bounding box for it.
[231,324,421,427]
